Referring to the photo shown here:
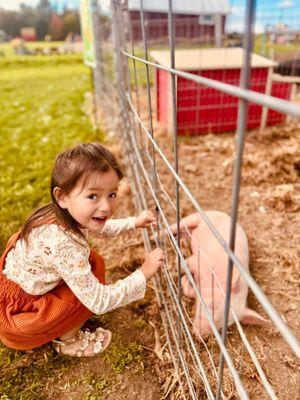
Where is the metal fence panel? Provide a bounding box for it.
[92,0,300,398]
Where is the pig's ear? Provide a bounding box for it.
[168,222,188,238]
[180,213,202,230]
[240,308,269,325]
[167,222,191,241]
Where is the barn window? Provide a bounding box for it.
[199,14,214,25]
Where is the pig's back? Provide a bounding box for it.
[191,211,249,276]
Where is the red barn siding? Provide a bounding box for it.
[129,11,225,42]
[156,69,169,123]
[176,68,270,134]
[267,82,291,125]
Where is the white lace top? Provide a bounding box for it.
[3,217,147,315]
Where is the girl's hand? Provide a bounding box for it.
[135,210,157,229]
[141,248,165,280]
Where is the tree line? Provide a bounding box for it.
[0,0,81,41]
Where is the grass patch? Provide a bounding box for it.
[101,341,143,373]
[84,373,110,392]
[0,54,103,251]
[84,395,102,400]
[0,345,78,400]
[133,317,148,329]
[0,53,83,69]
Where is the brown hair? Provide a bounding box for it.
[19,143,123,242]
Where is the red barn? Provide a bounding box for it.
[150,48,293,135]
[127,0,229,43]
[20,27,37,42]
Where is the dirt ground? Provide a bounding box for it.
[47,94,300,399]
[145,119,300,399]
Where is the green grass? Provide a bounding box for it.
[0,51,103,399]
[101,341,143,374]
[254,36,300,57]
[0,53,103,252]
[0,345,78,400]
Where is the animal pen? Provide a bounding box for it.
[88,0,300,398]
[150,48,293,134]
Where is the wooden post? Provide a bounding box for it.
[214,14,222,48]
[260,66,273,131]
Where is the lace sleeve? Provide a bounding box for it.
[97,217,137,237]
[55,238,146,315]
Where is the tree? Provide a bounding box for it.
[19,4,38,30]
[36,0,52,14]
[35,0,52,39]
[0,11,22,37]
[63,11,80,37]
[49,12,64,40]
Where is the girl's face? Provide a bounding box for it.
[55,169,120,233]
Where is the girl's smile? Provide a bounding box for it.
[92,216,108,224]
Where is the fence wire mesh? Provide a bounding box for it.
[91,0,300,398]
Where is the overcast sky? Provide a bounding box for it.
[0,0,79,10]
[0,0,39,9]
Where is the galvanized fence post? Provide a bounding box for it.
[216,1,257,398]
[91,0,104,127]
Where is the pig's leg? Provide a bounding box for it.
[192,263,217,338]
[182,274,197,299]
[193,297,202,337]
[181,254,206,336]
[181,256,198,299]
[191,248,204,337]
[240,307,269,325]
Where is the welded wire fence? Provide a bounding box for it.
[91,0,300,398]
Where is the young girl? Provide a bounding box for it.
[0,142,165,357]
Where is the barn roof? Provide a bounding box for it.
[150,48,278,70]
[128,0,230,15]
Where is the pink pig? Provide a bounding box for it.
[170,211,267,338]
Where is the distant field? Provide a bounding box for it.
[0,40,68,56]
[0,40,84,68]
[254,37,300,58]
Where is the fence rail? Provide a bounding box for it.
[91,0,300,398]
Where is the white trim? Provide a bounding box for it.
[127,0,230,15]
